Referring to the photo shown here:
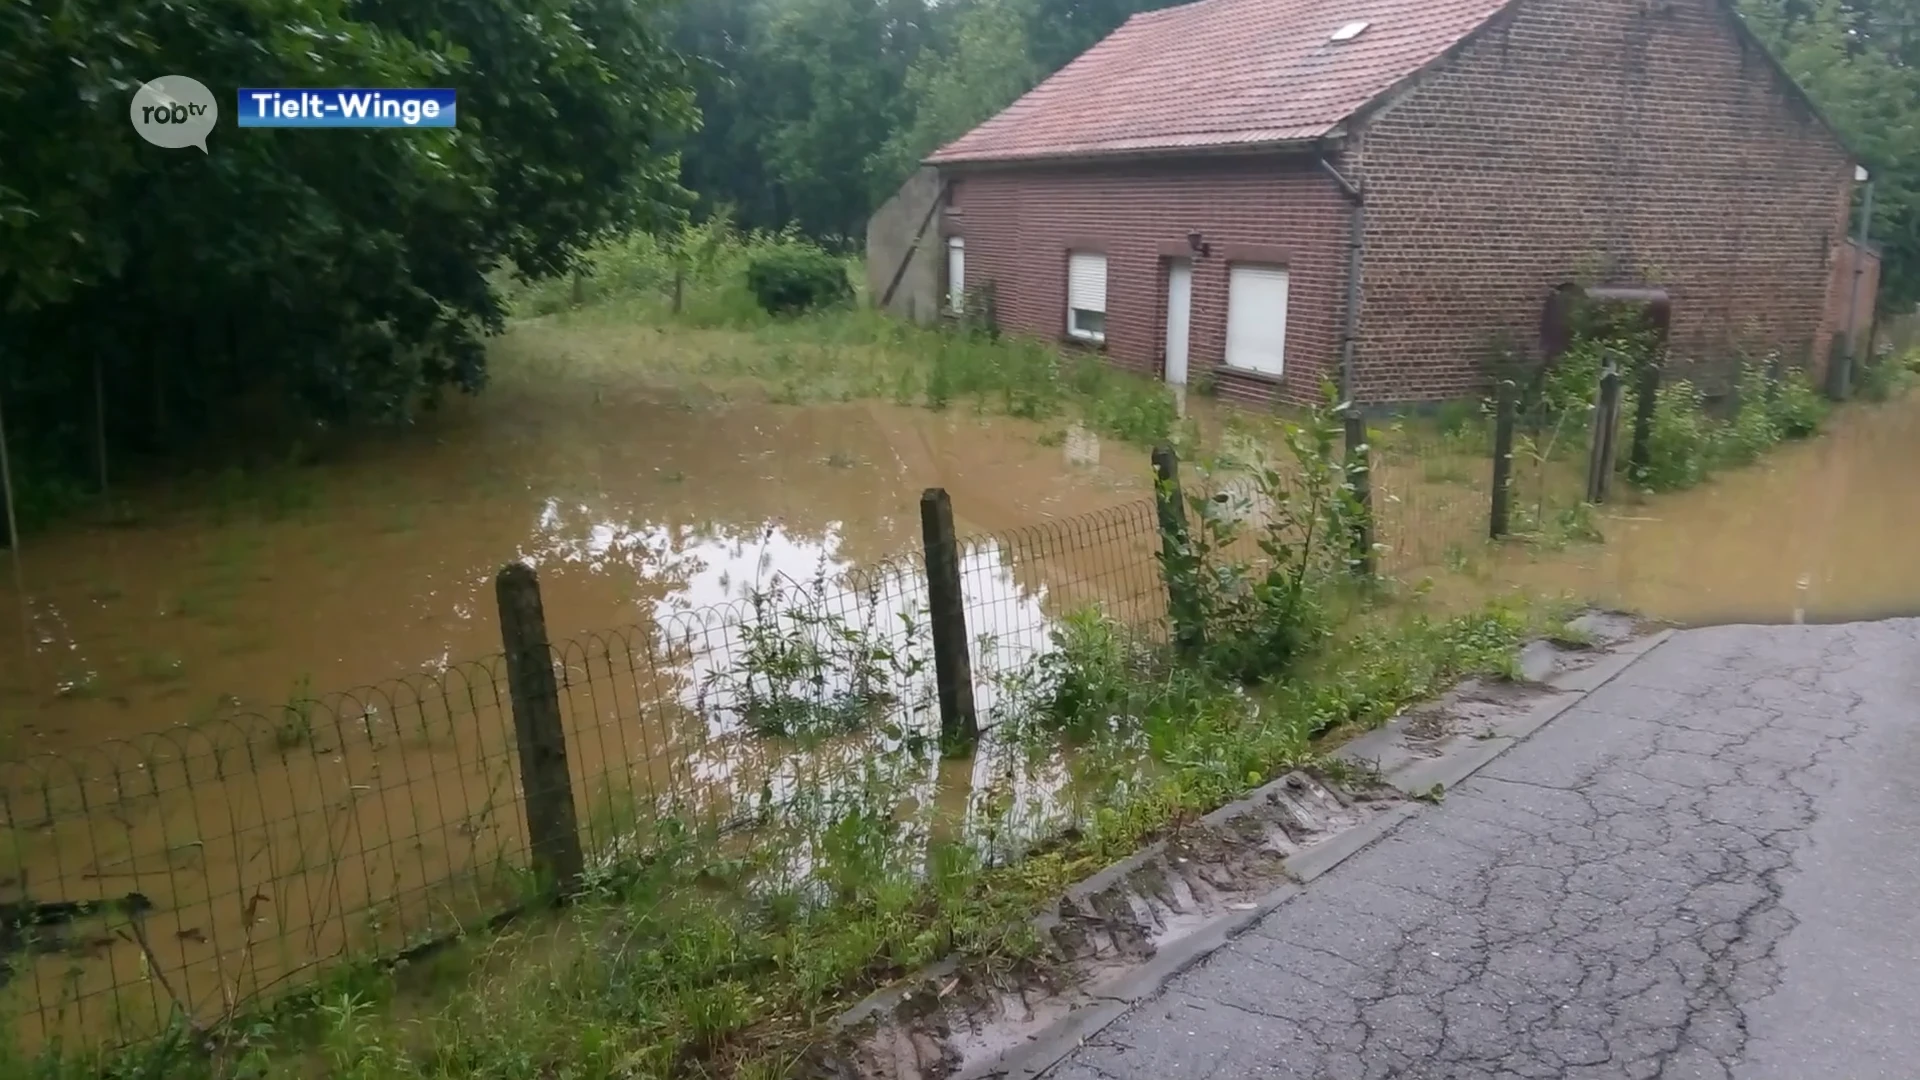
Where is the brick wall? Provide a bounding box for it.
[943,156,1351,407]
[1350,0,1854,402]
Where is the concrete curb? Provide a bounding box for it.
[971,628,1676,1080]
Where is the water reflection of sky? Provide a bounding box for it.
[517,496,1091,866]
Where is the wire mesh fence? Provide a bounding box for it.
[0,664,530,1050]
[1367,411,1498,577]
[2,414,1558,1053]
[0,494,1172,1054]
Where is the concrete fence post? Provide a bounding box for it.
[1586,361,1624,505]
[495,563,585,899]
[1151,446,1206,658]
[919,488,978,755]
[1341,412,1376,577]
[1490,382,1516,540]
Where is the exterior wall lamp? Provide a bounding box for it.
[1187,230,1211,258]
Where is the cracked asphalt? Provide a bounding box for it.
[1043,620,1920,1080]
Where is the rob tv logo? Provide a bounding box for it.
[130,76,219,152]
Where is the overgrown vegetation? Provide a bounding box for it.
[745,246,855,316]
[701,577,930,741]
[1627,361,1828,493]
[503,219,1190,449]
[1502,301,1835,497]
[1163,400,1361,685]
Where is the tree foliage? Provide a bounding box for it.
[668,0,1177,238]
[0,0,693,522]
[1739,0,1920,308]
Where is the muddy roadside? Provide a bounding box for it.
[812,611,1669,1080]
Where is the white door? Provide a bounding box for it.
[1163,260,1193,385]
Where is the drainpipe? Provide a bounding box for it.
[1319,155,1375,576]
[1843,169,1875,372]
[1318,157,1364,405]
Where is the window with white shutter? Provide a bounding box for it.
[946,238,965,313]
[1224,265,1290,376]
[1066,252,1108,342]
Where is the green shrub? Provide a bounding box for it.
[1855,357,1909,402]
[1166,397,1357,685]
[745,245,853,316]
[1717,362,1781,466]
[1766,365,1826,438]
[1636,380,1716,492]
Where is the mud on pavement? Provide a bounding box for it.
[811,611,1668,1080]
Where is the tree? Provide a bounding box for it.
[1740,0,1920,307]
[0,0,694,522]
[754,0,932,240]
[869,0,1043,198]
[1025,0,1174,77]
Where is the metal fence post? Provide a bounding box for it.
[1629,356,1660,482]
[919,488,978,755]
[494,563,585,899]
[1152,446,1204,657]
[1586,361,1624,505]
[1342,412,1376,577]
[1490,382,1515,539]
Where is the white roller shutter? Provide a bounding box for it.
[1067,252,1108,340]
[1225,265,1290,376]
[1067,252,1107,313]
[947,237,965,312]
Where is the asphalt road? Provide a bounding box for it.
[1043,620,1920,1080]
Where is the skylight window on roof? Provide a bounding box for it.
[1331,20,1371,42]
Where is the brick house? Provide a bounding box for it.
[903,0,1866,406]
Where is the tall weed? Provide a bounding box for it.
[1164,397,1359,685]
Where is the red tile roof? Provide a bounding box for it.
[928,0,1517,165]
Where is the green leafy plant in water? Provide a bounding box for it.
[276,674,318,750]
[1854,353,1913,402]
[708,578,928,740]
[1164,394,1358,685]
[1765,364,1827,438]
[1627,357,1827,493]
[1021,607,1157,741]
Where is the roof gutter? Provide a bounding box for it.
[929,131,1347,173]
[1318,156,1365,404]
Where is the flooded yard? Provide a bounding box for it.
[2,310,1916,1050]
[0,328,1153,759]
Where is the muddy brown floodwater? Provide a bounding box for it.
[1446,394,1920,627]
[0,365,1150,757]
[0,333,1171,1048]
[1,318,1915,1050]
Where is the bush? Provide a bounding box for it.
[1628,359,1829,493]
[746,245,853,316]
[1766,366,1827,437]
[1165,397,1358,685]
